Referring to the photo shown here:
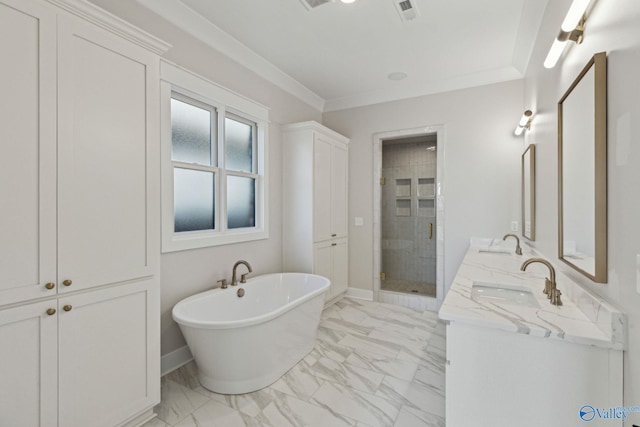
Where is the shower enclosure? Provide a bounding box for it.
[380,136,437,297]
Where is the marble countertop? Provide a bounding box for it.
[439,240,625,350]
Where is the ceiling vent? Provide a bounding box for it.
[299,0,332,10]
[393,0,419,21]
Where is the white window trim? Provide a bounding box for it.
[160,60,269,252]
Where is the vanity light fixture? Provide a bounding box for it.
[514,110,534,136]
[544,0,591,68]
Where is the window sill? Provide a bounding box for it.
[161,228,269,253]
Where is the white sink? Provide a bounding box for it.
[471,281,540,308]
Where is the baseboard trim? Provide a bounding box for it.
[345,287,374,301]
[161,345,193,377]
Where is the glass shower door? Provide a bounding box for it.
[380,139,437,297]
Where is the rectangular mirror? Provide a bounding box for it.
[522,144,535,241]
[558,52,607,283]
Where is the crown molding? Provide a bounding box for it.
[47,0,171,55]
[136,0,325,112]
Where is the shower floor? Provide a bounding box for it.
[381,277,436,297]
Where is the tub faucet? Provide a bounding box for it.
[232,260,253,286]
[503,233,522,255]
[520,258,562,306]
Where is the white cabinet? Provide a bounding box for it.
[313,239,348,301]
[283,121,349,302]
[0,0,167,425]
[0,300,58,427]
[0,282,157,427]
[446,322,623,427]
[313,135,348,241]
[0,0,57,306]
[58,281,157,427]
[56,10,159,294]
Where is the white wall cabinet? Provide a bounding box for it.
[313,239,348,301]
[313,135,348,241]
[0,0,168,425]
[0,0,57,306]
[58,281,157,427]
[283,121,349,302]
[0,300,58,427]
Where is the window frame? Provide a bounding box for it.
[160,60,269,252]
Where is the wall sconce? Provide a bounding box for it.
[544,0,591,68]
[515,110,533,136]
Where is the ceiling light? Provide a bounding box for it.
[340,0,356,3]
[544,0,590,68]
[387,72,407,81]
[515,110,534,136]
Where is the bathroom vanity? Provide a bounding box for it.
[439,241,625,427]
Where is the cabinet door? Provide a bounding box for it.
[58,279,158,427]
[331,240,348,297]
[0,300,58,427]
[0,0,57,305]
[313,242,334,301]
[313,136,333,241]
[331,143,348,238]
[57,14,159,294]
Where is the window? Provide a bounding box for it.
[160,61,268,252]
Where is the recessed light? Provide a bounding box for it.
[387,72,407,81]
[341,0,356,3]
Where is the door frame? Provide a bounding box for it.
[373,125,445,311]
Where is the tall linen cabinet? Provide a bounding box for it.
[282,122,349,302]
[0,0,169,426]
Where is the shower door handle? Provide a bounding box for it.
[429,223,433,240]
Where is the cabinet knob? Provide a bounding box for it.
[63,305,72,312]
[46,308,56,316]
[62,279,72,287]
[331,233,337,237]
[45,282,55,290]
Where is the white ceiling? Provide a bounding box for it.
[137,0,548,112]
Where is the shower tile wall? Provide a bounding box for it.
[382,141,437,288]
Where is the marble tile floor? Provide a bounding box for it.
[143,298,446,427]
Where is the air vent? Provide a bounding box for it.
[299,0,332,10]
[393,0,419,21]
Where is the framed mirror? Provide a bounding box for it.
[558,52,607,283]
[522,144,535,240]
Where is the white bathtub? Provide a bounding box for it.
[172,273,330,394]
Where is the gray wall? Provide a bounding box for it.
[323,80,524,294]
[89,0,322,355]
[523,0,640,418]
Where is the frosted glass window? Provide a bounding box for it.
[162,68,267,251]
[174,168,215,232]
[227,176,255,229]
[171,98,213,165]
[225,117,253,173]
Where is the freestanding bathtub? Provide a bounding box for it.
[172,273,330,394]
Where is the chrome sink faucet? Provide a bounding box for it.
[232,260,253,286]
[520,258,562,306]
[503,233,522,255]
